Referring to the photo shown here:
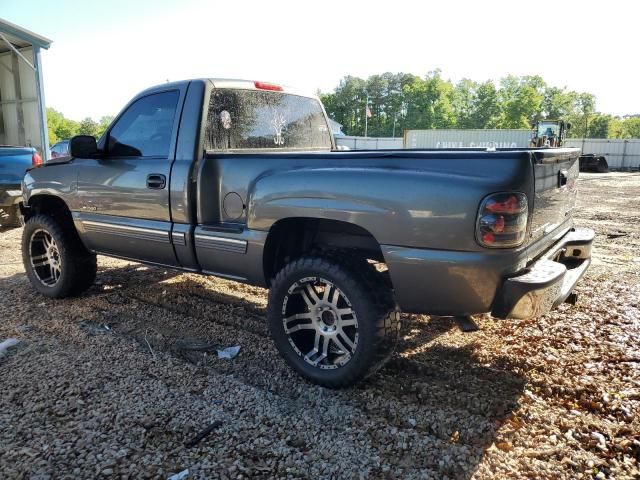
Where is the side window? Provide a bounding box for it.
[107,91,179,157]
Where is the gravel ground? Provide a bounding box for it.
[1,172,639,479]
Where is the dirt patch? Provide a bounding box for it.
[0,172,638,479]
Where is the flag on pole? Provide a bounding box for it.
[365,106,372,118]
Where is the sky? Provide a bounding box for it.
[2,0,639,120]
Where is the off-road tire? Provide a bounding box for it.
[0,206,21,228]
[267,254,400,388]
[22,214,97,298]
[597,158,609,173]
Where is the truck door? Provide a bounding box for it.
[75,89,181,266]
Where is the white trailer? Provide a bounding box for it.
[404,129,533,149]
[0,18,52,160]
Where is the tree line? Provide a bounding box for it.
[47,108,113,145]
[45,74,640,145]
[320,71,640,139]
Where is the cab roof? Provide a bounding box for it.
[139,78,318,100]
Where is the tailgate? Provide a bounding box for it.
[0,147,33,185]
[528,148,580,251]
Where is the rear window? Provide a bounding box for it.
[205,89,332,151]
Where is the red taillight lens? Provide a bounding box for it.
[476,192,528,248]
[32,152,43,167]
[484,195,525,214]
[482,232,495,244]
[254,81,283,91]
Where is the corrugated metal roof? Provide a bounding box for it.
[0,18,52,54]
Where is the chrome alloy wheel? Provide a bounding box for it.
[29,229,62,287]
[282,277,359,369]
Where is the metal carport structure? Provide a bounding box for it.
[0,18,52,160]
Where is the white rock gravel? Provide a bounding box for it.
[0,172,639,479]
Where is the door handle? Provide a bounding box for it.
[147,174,166,189]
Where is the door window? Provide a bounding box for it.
[107,91,179,157]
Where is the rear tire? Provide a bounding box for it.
[597,157,609,173]
[267,254,400,388]
[22,214,97,298]
[0,206,21,228]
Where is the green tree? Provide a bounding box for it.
[452,78,477,128]
[472,81,501,128]
[621,118,640,138]
[96,116,114,139]
[46,109,115,146]
[77,117,99,137]
[542,87,576,119]
[566,93,596,138]
[452,79,500,128]
[322,73,419,136]
[320,71,612,138]
[321,75,368,136]
[608,118,624,138]
[497,75,546,128]
[366,74,389,137]
[587,114,612,138]
[47,108,79,144]
[403,70,455,130]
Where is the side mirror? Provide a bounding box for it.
[69,135,98,158]
[566,122,572,131]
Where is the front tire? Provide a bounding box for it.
[22,214,97,298]
[267,255,400,388]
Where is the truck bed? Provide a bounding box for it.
[202,146,579,255]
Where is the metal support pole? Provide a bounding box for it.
[33,46,50,161]
[10,51,25,145]
[364,93,369,138]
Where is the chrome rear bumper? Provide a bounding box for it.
[491,228,594,319]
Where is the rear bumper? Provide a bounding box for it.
[382,227,594,318]
[0,186,22,208]
[491,228,593,319]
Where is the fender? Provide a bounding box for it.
[247,167,391,231]
[22,165,79,212]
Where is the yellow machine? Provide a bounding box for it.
[531,120,609,172]
[530,120,570,148]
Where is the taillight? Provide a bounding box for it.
[32,152,43,167]
[476,192,528,248]
[254,81,283,91]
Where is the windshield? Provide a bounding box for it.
[537,122,561,138]
[205,89,332,151]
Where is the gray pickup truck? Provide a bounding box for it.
[20,79,593,387]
